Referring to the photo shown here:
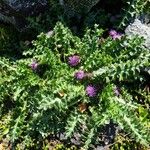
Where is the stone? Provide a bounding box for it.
[139,14,150,27]
[5,0,48,16]
[61,0,100,17]
[125,19,150,49]
[0,0,48,31]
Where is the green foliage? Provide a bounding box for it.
[111,134,149,150]
[0,22,150,149]
[0,25,16,52]
[119,0,150,28]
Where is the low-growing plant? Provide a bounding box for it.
[0,22,150,149]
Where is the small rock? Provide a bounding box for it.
[0,0,48,31]
[125,19,150,49]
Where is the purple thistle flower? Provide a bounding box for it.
[30,61,38,70]
[68,55,80,67]
[112,33,122,40]
[109,29,117,37]
[109,29,122,40]
[114,87,120,97]
[86,85,97,97]
[74,70,85,80]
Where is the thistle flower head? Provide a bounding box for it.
[109,29,117,36]
[30,61,38,70]
[74,70,85,80]
[109,29,122,40]
[86,85,97,97]
[112,33,122,40]
[114,86,120,96]
[68,55,80,67]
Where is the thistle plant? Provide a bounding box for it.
[0,22,150,149]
